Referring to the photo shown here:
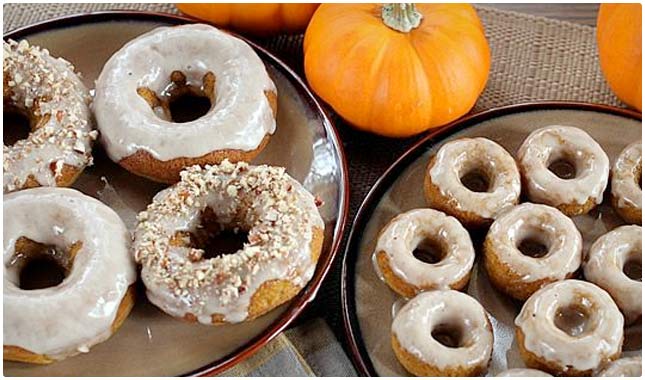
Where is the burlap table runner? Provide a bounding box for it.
[3,3,627,376]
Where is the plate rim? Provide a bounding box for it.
[340,101,642,376]
[4,10,350,377]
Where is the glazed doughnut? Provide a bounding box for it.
[496,368,552,377]
[391,290,493,377]
[483,203,582,300]
[611,142,642,224]
[424,137,521,228]
[584,225,642,324]
[3,40,96,193]
[94,24,277,184]
[597,356,642,377]
[515,280,624,376]
[373,208,475,297]
[517,125,610,216]
[132,160,324,324]
[3,188,136,363]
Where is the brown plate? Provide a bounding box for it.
[4,11,349,376]
[341,102,642,376]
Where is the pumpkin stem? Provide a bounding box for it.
[381,3,423,33]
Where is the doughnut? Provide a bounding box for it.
[391,290,493,377]
[132,160,324,324]
[94,24,277,184]
[584,225,642,324]
[611,142,642,224]
[424,137,521,228]
[373,208,475,297]
[597,356,642,377]
[3,187,136,363]
[496,368,552,377]
[3,40,96,193]
[483,203,582,300]
[517,125,610,216]
[515,280,624,376]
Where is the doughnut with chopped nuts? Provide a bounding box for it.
[93,24,277,184]
[3,39,96,193]
[132,160,324,324]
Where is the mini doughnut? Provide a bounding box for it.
[373,208,475,297]
[94,24,277,184]
[597,356,642,377]
[611,142,642,224]
[3,40,96,193]
[3,188,136,363]
[483,203,582,300]
[424,137,521,228]
[517,125,610,216]
[496,368,552,377]
[584,225,642,324]
[133,160,324,324]
[515,280,624,376]
[391,290,493,377]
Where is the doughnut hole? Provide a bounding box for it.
[517,236,550,258]
[547,151,578,179]
[8,236,80,290]
[171,207,249,261]
[168,91,211,123]
[201,230,248,259]
[460,168,492,193]
[137,70,216,123]
[413,237,446,264]
[3,104,33,146]
[623,256,642,281]
[554,299,597,337]
[431,321,468,348]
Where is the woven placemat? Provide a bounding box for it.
[3,1,626,352]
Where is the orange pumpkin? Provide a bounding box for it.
[304,4,490,138]
[597,4,642,111]
[176,3,319,36]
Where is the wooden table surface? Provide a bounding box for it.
[489,3,599,26]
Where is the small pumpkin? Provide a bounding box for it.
[597,4,642,111]
[304,3,490,138]
[176,3,319,36]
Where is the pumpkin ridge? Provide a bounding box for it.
[413,31,479,124]
[335,31,391,128]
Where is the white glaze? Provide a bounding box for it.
[611,141,642,212]
[515,280,624,373]
[598,356,642,377]
[485,203,582,282]
[497,368,552,377]
[3,187,136,360]
[584,225,642,324]
[428,137,521,220]
[94,24,277,162]
[3,40,95,193]
[133,160,324,324]
[517,125,610,207]
[392,290,493,371]
[374,208,475,291]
